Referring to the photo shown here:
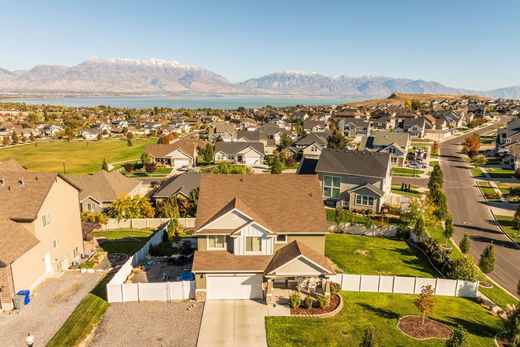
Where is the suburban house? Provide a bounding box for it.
[209,121,237,142]
[191,174,335,302]
[152,171,200,203]
[67,171,143,213]
[359,130,410,166]
[396,118,427,138]
[291,132,328,160]
[496,118,520,154]
[298,149,392,212]
[302,120,327,133]
[0,160,84,311]
[338,118,371,138]
[214,142,265,166]
[144,139,200,169]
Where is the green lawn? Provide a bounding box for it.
[429,160,439,167]
[0,139,156,174]
[494,215,520,244]
[94,228,154,255]
[47,272,113,347]
[266,292,502,347]
[122,166,173,177]
[472,167,484,178]
[325,209,400,225]
[478,181,501,202]
[325,234,436,277]
[391,184,422,198]
[480,284,519,309]
[392,167,424,177]
[485,167,515,179]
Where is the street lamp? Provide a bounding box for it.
[25,333,34,347]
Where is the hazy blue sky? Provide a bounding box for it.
[1,0,519,90]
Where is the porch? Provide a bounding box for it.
[265,276,331,305]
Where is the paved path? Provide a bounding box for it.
[440,122,520,295]
[0,272,102,347]
[197,300,268,347]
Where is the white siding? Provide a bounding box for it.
[234,223,274,255]
[204,211,250,229]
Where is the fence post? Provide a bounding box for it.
[455,280,460,297]
[378,275,382,292]
[414,277,418,294]
[341,274,346,290]
[137,282,141,302]
[359,275,363,292]
[434,278,438,295]
[392,276,395,293]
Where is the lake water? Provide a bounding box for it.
[0,95,359,109]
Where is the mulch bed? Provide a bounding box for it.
[291,294,340,315]
[397,316,452,340]
[479,281,494,288]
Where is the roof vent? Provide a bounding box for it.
[0,178,4,186]
[18,178,24,186]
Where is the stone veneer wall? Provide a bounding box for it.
[0,265,15,310]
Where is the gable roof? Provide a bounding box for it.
[214,141,265,156]
[297,158,319,175]
[315,149,391,178]
[359,130,409,150]
[264,240,335,275]
[195,175,329,234]
[0,218,39,266]
[237,130,261,142]
[68,170,141,202]
[294,133,327,146]
[152,171,200,199]
[144,139,198,159]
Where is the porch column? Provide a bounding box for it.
[324,279,331,298]
[265,278,274,304]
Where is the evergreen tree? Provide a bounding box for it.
[443,215,455,246]
[102,158,109,171]
[479,243,496,283]
[360,326,379,347]
[413,217,426,240]
[270,155,283,174]
[445,325,470,347]
[327,129,348,149]
[127,138,133,146]
[203,143,214,163]
[460,234,471,255]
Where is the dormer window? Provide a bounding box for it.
[246,237,262,253]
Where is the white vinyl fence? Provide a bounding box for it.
[106,223,195,303]
[329,274,479,298]
[101,218,196,230]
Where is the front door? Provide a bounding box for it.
[43,253,52,273]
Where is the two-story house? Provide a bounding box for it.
[191,175,334,302]
[359,130,410,166]
[0,160,84,311]
[290,133,328,160]
[298,149,392,212]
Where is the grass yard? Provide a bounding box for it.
[266,292,502,347]
[0,139,156,174]
[485,167,515,179]
[494,215,520,244]
[429,160,439,167]
[47,272,113,347]
[478,181,501,202]
[472,166,484,178]
[325,234,436,277]
[94,228,154,255]
[325,208,400,225]
[392,167,424,177]
[391,184,422,198]
[122,166,173,177]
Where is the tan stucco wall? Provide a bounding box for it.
[11,176,84,292]
[275,235,326,254]
[195,273,206,289]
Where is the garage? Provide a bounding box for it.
[244,156,260,166]
[206,274,263,300]
[173,158,190,169]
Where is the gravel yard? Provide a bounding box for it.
[0,271,102,347]
[87,301,203,347]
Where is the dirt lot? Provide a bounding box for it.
[87,301,203,347]
[0,271,102,347]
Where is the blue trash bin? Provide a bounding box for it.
[17,290,30,305]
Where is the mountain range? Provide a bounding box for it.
[0,57,518,99]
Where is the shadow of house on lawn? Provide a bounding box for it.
[357,303,400,320]
[442,315,500,339]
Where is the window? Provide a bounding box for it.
[391,157,398,164]
[42,212,51,227]
[87,203,96,212]
[355,194,375,207]
[246,237,262,252]
[53,238,60,248]
[207,235,225,249]
[388,147,396,154]
[323,176,341,199]
[275,234,287,244]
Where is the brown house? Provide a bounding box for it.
[0,161,84,311]
[191,174,334,302]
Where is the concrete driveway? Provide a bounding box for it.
[197,300,267,347]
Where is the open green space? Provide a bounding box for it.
[392,167,424,177]
[266,292,502,347]
[94,228,154,255]
[472,166,484,178]
[325,208,399,225]
[429,160,439,167]
[325,234,436,277]
[485,167,515,179]
[494,215,520,244]
[478,181,501,202]
[391,184,422,198]
[0,139,156,174]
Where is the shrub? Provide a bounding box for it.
[317,295,330,309]
[145,162,157,173]
[303,295,313,309]
[445,325,470,347]
[123,163,134,173]
[81,211,107,225]
[360,326,379,347]
[419,239,453,275]
[502,305,520,347]
[330,282,341,295]
[395,225,411,240]
[288,292,302,309]
[450,257,479,281]
[79,260,95,269]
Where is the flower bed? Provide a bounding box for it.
[291,294,342,317]
[397,315,452,340]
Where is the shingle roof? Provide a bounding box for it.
[359,131,409,150]
[144,139,198,159]
[152,171,200,199]
[214,142,265,156]
[315,149,391,178]
[194,175,329,234]
[297,158,319,175]
[68,170,141,202]
[191,251,272,273]
[265,240,335,275]
[0,218,39,266]
[294,133,327,146]
[237,130,260,142]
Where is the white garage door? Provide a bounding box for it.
[173,158,189,169]
[206,274,263,300]
[244,156,259,166]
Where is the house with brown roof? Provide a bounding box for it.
[67,170,143,213]
[0,161,84,311]
[144,139,200,169]
[191,175,334,302]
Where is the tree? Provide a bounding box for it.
[126,131,134,139]
[461,134,480,157]
[327,129,348,149]
[11,131,19,144]
[432,141,439,156]
[443,215,455,246]
[413,217,426,241]
[478,243,495,283]
[502,305,520,347]
[127,138,133,146]
[278,132,293,150]
[334,207,345,227]
[415,285,434,325]
[360,326,379,347]
[102,158,109,171]
[203,143,214,163]
[270,155,283,174]
[469,155,487,168]
[188,188,199,217]
[445,325,470,347]
[450,256,479,281]
[513,204,520,232]
[434,192,449,220]
[145,162,157,173]
[165,217,181,241]
[97,132,103,140]
[30,132,36,142]
[2,136,8,146]
[428,165,444,191]
[460,234,471,255]
[140,152,152,164]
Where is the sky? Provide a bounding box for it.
[1,0,519,90]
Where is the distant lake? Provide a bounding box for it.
[0,95,360,109]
